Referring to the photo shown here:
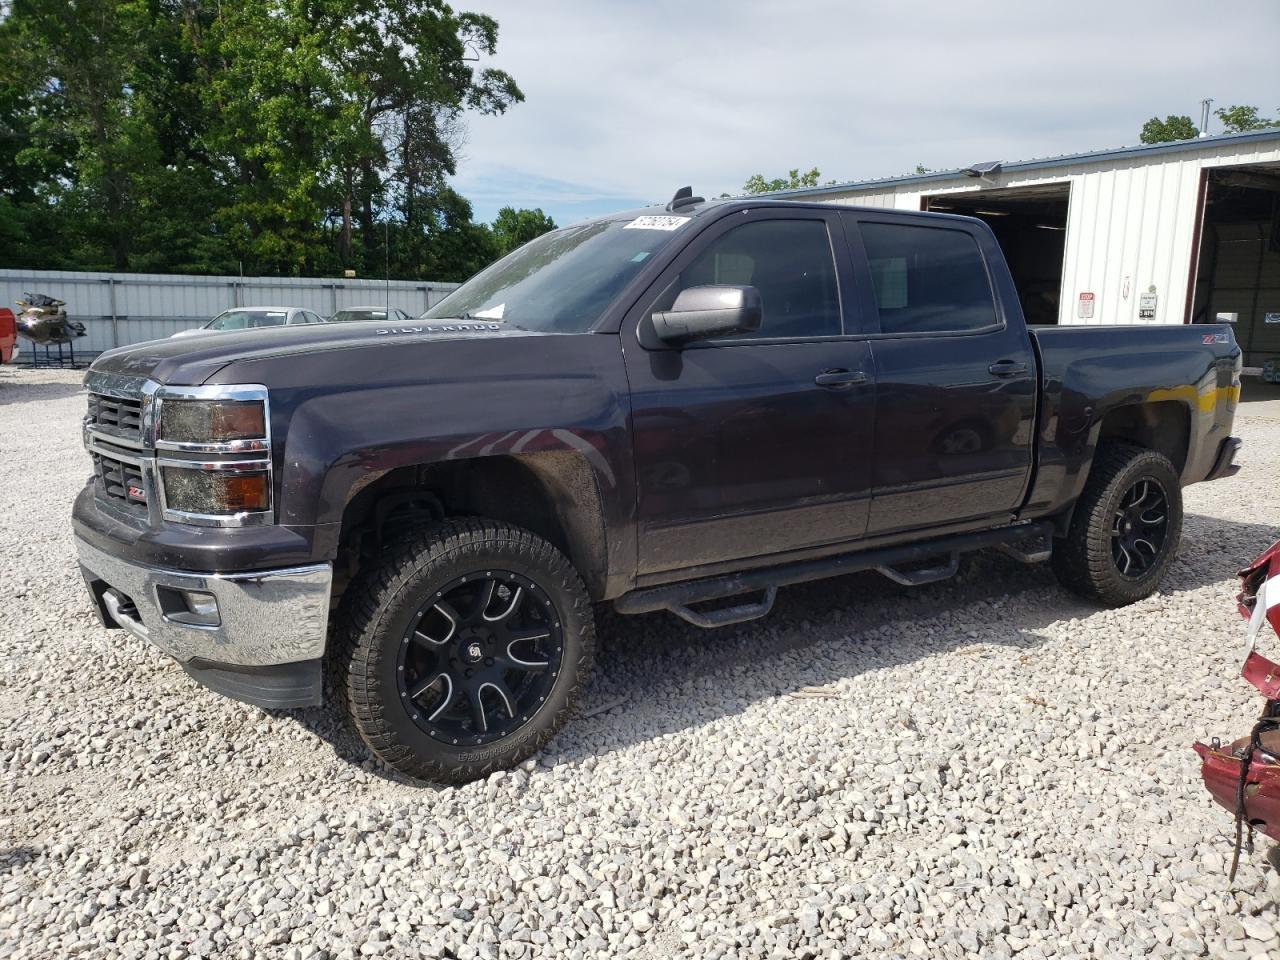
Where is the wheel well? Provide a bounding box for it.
[334,454,608,602]
[1096,401,1190,475]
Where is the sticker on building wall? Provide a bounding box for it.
[1265,312,1280,324]
[1139,292,1158,321]
[1077,292,1095,319]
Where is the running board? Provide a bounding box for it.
[875,554,960,586]
[995,534,1054,564]
[614,521,1055,627]
[666,587,777,628]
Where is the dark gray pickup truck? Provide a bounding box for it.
[73,193,1243,782]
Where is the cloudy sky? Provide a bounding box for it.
[453,0,1280,225]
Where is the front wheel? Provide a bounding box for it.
[334,519,595,783]
[1051,442,1183,607]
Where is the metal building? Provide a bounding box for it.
[776,128,1280,374]
[0,269,459,356]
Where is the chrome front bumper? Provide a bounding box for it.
[75,536,332,707]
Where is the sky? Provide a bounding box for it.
[451,0,1280,226]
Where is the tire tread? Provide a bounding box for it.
[331,518,594,783]
[1051,442,1182,607]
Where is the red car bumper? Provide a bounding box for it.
[1194,539,1280,845]
[1194,725,1280,843]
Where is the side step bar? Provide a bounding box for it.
[614,521,1055,627]
[666,587,778,628]
[875,554,960,587]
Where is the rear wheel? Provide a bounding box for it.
[335,518,594,783]
[1051,442,1183,607]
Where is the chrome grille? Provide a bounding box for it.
[92,451,147,507]
[87,393,143,436]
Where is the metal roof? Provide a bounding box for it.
[766,127,1280,199]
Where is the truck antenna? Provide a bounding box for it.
[666,186,704,211]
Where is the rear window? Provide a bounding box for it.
[332,309,390,323]
[859,223,997,335]
[208,310,288,331]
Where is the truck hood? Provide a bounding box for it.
[89,319,543,385]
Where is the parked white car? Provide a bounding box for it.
[170,306,326,339]
[328,306,414,324]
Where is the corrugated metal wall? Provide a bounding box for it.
[0,269,460,354]
[811,138,1280,327]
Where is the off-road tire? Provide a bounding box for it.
[333,518,594,783]
[1051,442,1183,607]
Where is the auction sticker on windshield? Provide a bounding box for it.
[624,216,690,231]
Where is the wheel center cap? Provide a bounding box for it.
[465,641,484,663]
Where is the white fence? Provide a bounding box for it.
[0,269,460,355]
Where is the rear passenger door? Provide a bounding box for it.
[842,214,1037,536]
[623,209,877,577]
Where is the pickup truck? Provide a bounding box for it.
[73,193,1243,783]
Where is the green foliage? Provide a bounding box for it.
[1139,115,1198,144]
[1139,105,1280,144]
[742,167,824,194]
[0,0,523,280]
[1214,104,1280,133]
[491,206,557,256]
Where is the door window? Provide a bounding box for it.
[859,223,997,334]
[655,219,842,339]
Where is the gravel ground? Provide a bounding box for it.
[2,366,1279,960]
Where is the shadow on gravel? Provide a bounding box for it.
[0,377,84,406]
[271,701,435,789]
[278,512,1278,780]
[557,511,1279,764]
[0,846,40,874]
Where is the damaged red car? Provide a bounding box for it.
[1194,539,1280,875]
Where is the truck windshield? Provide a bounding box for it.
[422,217,685,332]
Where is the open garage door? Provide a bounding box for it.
[922,183,1070,326]
[1189,164,1280,376]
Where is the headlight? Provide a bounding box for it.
[161,465,271,515]
[152,384,273,525]
[159,399,266,445]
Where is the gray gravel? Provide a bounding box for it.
[2,366,1280,959]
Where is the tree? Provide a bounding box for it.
[0,0,523,280]
[742,167,824,194]
[1139,115,1198,144]
[491,207,556,256]
[1215,104,1280,133]
[1,0,172,269]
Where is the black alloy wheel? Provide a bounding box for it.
[335,518,594,783]
[1110,477,1170,579]
[1051,442,1183,607]
[397,571,563,746]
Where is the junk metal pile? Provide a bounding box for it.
[2,369,1278,960]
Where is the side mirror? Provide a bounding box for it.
[651,285,762,346]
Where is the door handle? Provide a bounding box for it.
[988,359,1028,377]
[814,368,868,388]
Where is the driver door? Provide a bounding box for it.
[621,209,877,578]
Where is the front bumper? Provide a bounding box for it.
[75,535,331,708]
